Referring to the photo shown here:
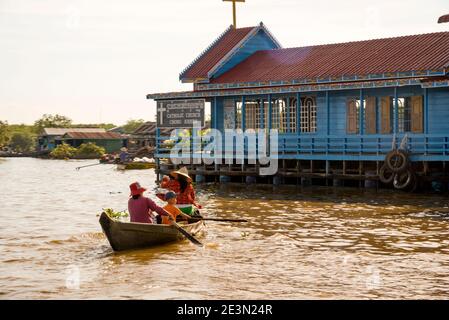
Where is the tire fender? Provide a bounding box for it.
[385,149,409,173]
[379,164,395,184]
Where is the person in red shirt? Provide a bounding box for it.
[128,182,173,224]
[161,167,202,212]
[160,173,180,193]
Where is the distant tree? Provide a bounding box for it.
[0,120,10,147]
[34,114,72,133]
[9,124,35,136]
[122,119,145,133]
[98,123,117,130]
[9,132,35,153]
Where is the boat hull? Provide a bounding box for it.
[99,212,205,251]
[116,162,156,170]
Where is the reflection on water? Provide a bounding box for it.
[1,158,449,299]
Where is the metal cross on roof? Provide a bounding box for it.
[223,0,245,29]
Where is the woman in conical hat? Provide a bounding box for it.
[160,167,202,212]
[170,167,192,182]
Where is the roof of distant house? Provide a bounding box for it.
[132,122,156,135]
[107,126,126,134]
[62,132,123,140]
[132,122,172,136]
[42,128,106,136]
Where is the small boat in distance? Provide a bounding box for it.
[99,212,205,251]
[116,162,156,170]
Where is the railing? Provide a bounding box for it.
[276,134,449,160]
[156,132,449,162]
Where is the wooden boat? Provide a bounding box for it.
[116,162,156,170]
[99,212,205,251]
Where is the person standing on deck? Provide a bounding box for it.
[161,167,202,213]
[128,182,174,224]
[119,147,129,163]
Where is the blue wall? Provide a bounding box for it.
[428,87,449,135]
[212,86,449,136]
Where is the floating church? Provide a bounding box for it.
[148,12,449,191]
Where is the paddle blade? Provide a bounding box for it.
[172,222,203,246]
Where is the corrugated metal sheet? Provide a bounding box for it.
[43,128,106,136]
[211,32,449,84]
[180,26,255,81]
[131,122,170,136]
[133,122,156,135]
[63,132,123,140]
[439,14,449,23]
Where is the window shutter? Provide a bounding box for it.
[346,99,358,134]
[380,97,392,134]
[365,97,377,134]
[411,96,424,133]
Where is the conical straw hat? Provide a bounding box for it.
[170,167,192,181]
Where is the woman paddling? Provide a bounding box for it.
[161,167,202,215]
[128,182,174,224]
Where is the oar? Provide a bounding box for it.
[189,217,248,223]
[76,163,102,170]
[171,221,203,246]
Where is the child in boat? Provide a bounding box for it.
[128,182,174,224]
[161,192,191,225]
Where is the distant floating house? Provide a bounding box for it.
[129,122,173,151]
[58,131,126,153]
[147,22,449,188]
[38,128,108,152]
[108,126,127,134]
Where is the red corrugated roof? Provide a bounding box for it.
[439,14,449,23]
[63,132,123,140]
[211,32,449,85]
[180,25,255,81]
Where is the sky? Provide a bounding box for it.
[0,0,448,125]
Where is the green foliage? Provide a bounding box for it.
[9,132,35,152]
[103,208,129,220]
[0,120,10,147]
[72,123,117,130]
[75,142,105,158]
[50,143,77,159]
[8,124,35,136]
[34,114,72,133]
[122,119,145,134]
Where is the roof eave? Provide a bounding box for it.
[179,25,234,81]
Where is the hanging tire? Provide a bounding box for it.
[393,168,415,190]
[407,174,419,193]
[379,164,394,184]
[385,150,409,173]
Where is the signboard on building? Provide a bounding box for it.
[157,99,205,128]
[223,99,235,129]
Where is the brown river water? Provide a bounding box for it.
[1,158,449,299]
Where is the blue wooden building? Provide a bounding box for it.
[147,23,449,189]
